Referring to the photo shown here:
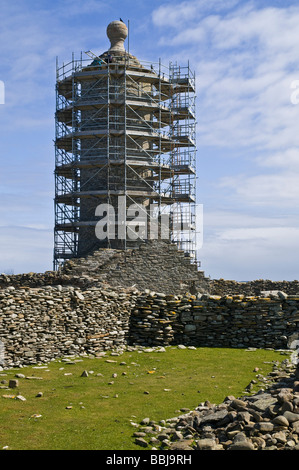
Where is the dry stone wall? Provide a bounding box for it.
[1,242,299,368]
[0,285,138,367]
[209,279,299,297]
[129,292,299,350]
[1,286,299,368]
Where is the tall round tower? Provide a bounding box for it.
[54,20,196,267]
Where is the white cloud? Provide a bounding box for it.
[152,1,202,27]
[203,210,293,229]
[152,0,241,28]
[257,148,299,170]
[1,0,299,281]
[198,213,299,280]
[153,3,299,152]
[199,234,299,281]
[219,171,299,207]
[0,226,53,274]
[56,0,106,16]
[219,226,299,242]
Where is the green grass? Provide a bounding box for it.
[0,346,286,450]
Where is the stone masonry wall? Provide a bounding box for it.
[0,285,138,367]
[209,279,299,296]
[1,242,299,368]
[129,291,299,350]
[1,286,299,368]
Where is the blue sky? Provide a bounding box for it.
[1,0,299,281]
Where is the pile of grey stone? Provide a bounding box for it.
[62,240,208,295]
[134,358,299,450]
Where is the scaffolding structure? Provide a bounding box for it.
[54,50,197,270]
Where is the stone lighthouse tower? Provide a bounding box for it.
[54,20,197,269]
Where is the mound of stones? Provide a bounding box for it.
[134,358,299,450]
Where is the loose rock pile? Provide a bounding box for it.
[134,358,299,450]
[62,240,208,295]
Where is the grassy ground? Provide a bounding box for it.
[0,346,286,450]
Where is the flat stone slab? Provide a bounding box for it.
[249,395,277,412]
[200,409,229,424]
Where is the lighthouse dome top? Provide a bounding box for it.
[107,20,128,52]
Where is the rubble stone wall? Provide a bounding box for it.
[129,292,299,350]
[0,285,138,367]
[1,286,299,368]
[1,242,299,367]
[209,279,299,297]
